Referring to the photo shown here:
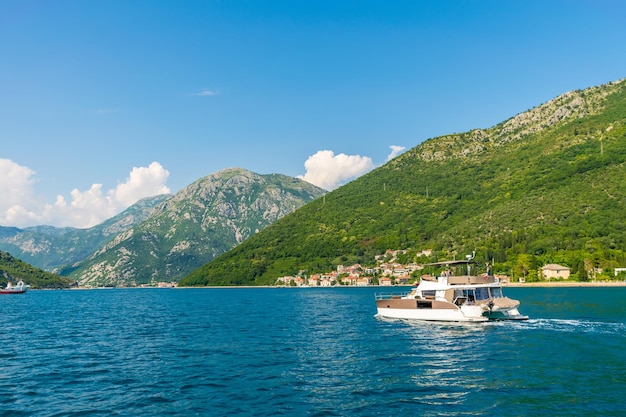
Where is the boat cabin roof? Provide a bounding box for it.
[420,274,497,285]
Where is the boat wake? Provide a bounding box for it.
[376,312,625,336]
[486,317,626,335]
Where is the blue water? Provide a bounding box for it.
[1,287,625,416]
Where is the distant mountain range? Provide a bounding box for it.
[65,168,325,286]
[180,78,626,286]
[0,195,170,273]
[1,169,324,287]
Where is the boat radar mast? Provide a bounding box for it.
[465,251,476,275]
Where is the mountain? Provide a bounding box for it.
[0,195,170,273]
[0,250,72,289]
[180,78,626,286]
[68,168,326,286]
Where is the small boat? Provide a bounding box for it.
[1,280,30,294]
[375,255,527,322]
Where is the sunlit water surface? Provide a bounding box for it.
[1,286,624,416]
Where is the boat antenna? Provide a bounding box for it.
[465,252,475,275]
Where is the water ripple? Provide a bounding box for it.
[1,287,625,416]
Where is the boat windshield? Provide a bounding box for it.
[459,288,499,301]
[475,287,490,301]
[490,287,503,298]
[457,288,493,302]
[420,290,436,298]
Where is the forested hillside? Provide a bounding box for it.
[0,250,72,289]
[181,78,626,286]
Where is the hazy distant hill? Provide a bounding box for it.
[68,168,326,286]
[0,195,170,273]
[0,250,72,289]
[180,78,626,286]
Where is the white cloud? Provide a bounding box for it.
[387,145,406,161]
[0,158,37,205]
[111,162,171,206]
[0,159,170,229]
[297,150,374,190]
[193,89,218,96]
[0,158,42,226]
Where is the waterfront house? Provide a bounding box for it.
[356,277,370,286]
[541,264,571,280]
[379,277,392,286]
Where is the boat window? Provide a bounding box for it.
[475,287,490,300]
[463,289,475,301]
[490,287,503,298]
[421,290,436,298]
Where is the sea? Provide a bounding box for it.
[1,286,625,417]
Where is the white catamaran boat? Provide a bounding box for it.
[375,255,527,322]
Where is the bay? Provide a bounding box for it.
[1,286,625,416]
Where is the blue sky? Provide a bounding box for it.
[1,0,625,228]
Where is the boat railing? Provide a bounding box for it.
[444,275,498,285]
[375,292,411,300]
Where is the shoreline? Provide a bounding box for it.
[504,281,626,287]
[60,281,626,290]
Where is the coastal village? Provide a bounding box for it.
[275,249,430,287]
[90,255,615,288]
[275,249,584,287]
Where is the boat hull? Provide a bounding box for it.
[376,307,488,322]
[375,299,527,322]
[375,298,489,322]
[484,308,528,321]
[0,289,27,294]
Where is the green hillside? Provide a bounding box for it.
[0,250,72,289]
[180,78,626,286]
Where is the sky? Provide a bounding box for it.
[1,0,625,228]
